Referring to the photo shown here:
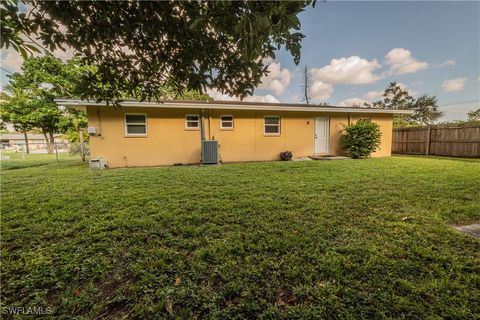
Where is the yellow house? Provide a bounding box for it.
[59,100,412,168]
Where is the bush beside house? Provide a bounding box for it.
[342,120,382,159]
[280,151,293,161]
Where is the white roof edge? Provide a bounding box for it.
[55,99,414,115]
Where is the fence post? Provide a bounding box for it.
[55,143,59,162]
[425,125,431,155]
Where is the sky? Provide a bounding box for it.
[1,1,479,121]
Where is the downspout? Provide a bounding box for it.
[200,109,206,163]
[96,106,103,136]
[208,109,212,140]
[200,109,206,141]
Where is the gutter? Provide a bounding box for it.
[55,99,414,115]
[200,109,206,141]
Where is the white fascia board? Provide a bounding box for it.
[55,99,414,115]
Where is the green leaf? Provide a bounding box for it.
[18,46,28,59]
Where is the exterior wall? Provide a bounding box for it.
[87,106,202,167]
[350,114,393,157]
[87,106,393,168]
[208,110,316,162]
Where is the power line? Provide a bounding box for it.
[0,67,13,75]
[440,100,479,107]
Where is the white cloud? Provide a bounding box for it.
[311,56,382,85]
[205,88,236,101]
[52,47,75,62]
[1,47,24,72]
[205,88,279,103]
[441,78,467,92]
[258,61,291,95]
[385,48,428,75]
[0,45,76,75]
[363,90,383,100]
[310,81,333,101]
[243,95,279,103]
[441,59,455,67]
[431,59,455,70]
[339,98,370,107]
[212,59,292,98]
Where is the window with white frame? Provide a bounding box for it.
[220,115,234,129]
[185,114,200,129]
[264,116,280,135]
[125,114,147,135]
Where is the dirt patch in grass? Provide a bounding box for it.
[275,287,296,306]
[450,224,480,238]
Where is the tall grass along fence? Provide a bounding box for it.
[392,125,480,158]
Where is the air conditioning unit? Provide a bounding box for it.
[201,140,219,164]
[89,158,108,169]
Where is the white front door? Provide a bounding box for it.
[314,116,329,154]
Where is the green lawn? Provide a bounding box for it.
[1,156,479,319]
[1,151,82,170]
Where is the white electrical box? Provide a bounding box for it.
[89,159,108,169]
[87,126,97,134]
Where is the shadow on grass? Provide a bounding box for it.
[1,162,52,170]
[1,160,87,170]
[394,154,480,163]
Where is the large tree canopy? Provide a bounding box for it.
[369,82,444,127]
[1,55,89,151]
[1,0,315,102]
[410,94,443,126]
[370,82,414,110]
[467,108,480,122]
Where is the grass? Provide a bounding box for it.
[1,156,480,319]
[0,151,81,170]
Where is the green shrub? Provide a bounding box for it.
[341,119,382,158]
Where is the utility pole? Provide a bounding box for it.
[300,65,312,105]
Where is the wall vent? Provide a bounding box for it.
[201,140,219,164]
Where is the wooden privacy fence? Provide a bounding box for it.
[392,125,480,158]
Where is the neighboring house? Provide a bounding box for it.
[0,133,66,151]
[59,99,412,168]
